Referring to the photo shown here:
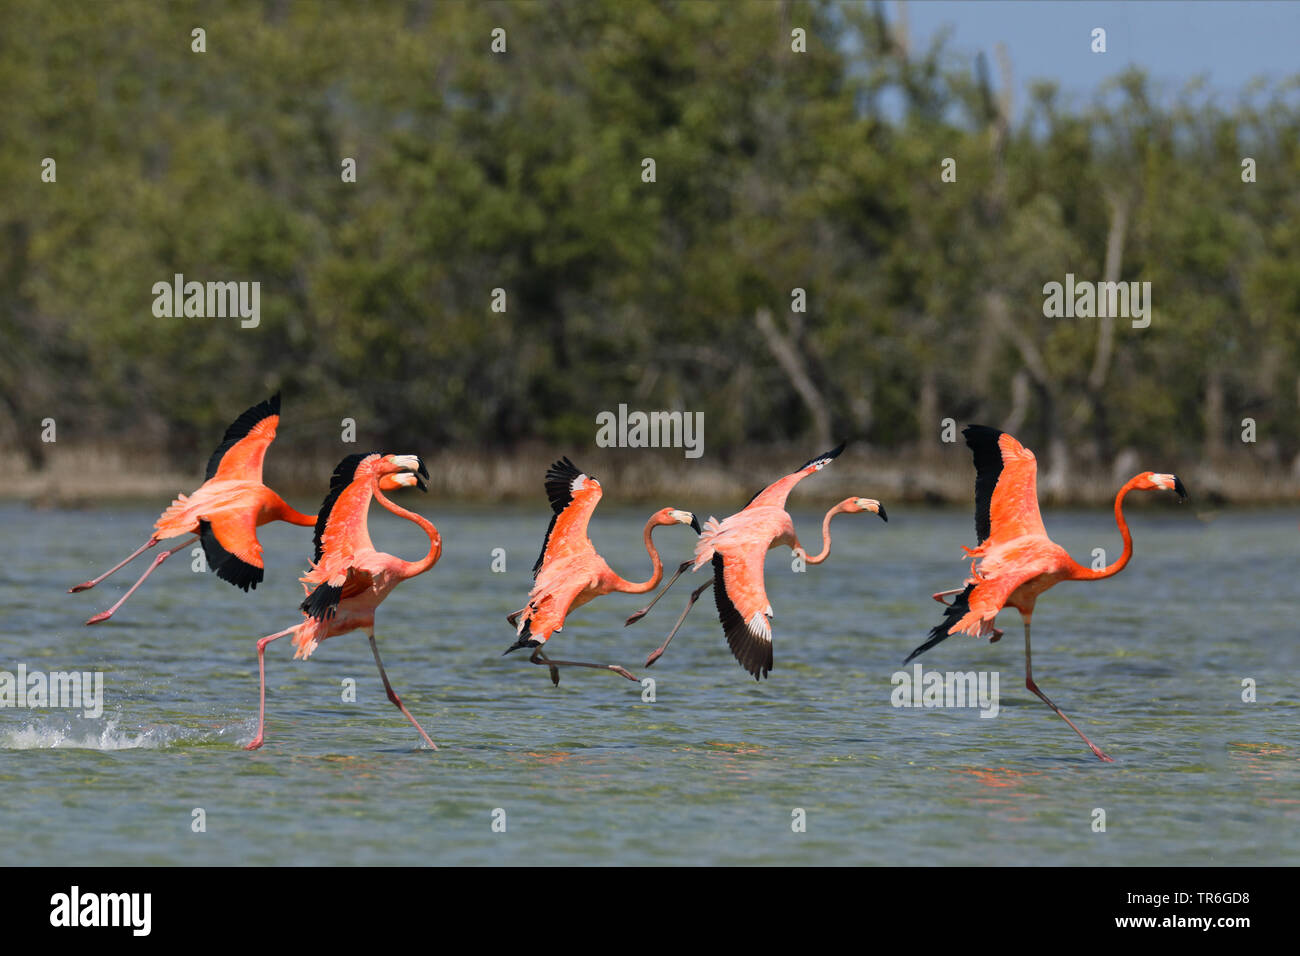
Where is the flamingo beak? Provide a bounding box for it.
[1172,476,1187,501]
[669,510,701,533]
[876,504,888,522]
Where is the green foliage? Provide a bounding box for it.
[1,1,1296,470]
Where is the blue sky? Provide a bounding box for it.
[896,1,1300,115]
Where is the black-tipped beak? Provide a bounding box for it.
[690,514,702,534]
[1173,476,1188,501]
[877,505,888,522]
[415,474,428,493]
[417,457,429,480]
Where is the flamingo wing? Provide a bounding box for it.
[964,426,1046,546]
[711,548,775,680]
[197,510,265,591]
[300,454,382,620]
[905,554,1055,662]
[205,393,282,483]
[531,457,602,578]
[742,442,846,512]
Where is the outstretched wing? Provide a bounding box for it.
[198,511,264,592]
[743,441,846,512]
[531,457,601,578]
[205,393,282,483]
[300,453,381,621]
[712,550,774,680]
[964,425,1046,546]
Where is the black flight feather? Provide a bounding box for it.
[204,393,280,480]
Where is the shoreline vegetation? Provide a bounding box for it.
[5,442,1297,509]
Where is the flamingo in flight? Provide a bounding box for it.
[627,442,886,679]
[244,452,438,751]
[503,456,700,685]
[68,393,317,625]
[905,425,1187,762]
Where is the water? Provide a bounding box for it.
[1,500,1296,865]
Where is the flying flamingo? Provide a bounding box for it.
[503,456,700,685]
[69,393,318,625]
[627,443,886,679]
[245,452,438,751]
[905,425,1187,762]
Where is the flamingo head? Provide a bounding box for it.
[657,508,702,533]
[1138,472,1188,501]
[843,496,888,521]
[377,454,429,491]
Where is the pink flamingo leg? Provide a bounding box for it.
[1022,616,1113,762]
[530,648,638,686]
[645,578,713,667]
[85,535,198,625]
[69,536,159,592]
[244,625,298,751]
[368,634,438,750]
[625,560,692,626]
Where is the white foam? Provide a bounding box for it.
[0,717,228,750]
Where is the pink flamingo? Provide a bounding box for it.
[245,452,438,751]
[627,443,886,679]
[69,393,317,625]
[906,425,1187,761]
[504,457,699,685]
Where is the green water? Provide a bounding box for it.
[1,501,1295,865]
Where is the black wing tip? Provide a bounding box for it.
[300,583,341,622]
[962,424,1004,445]
[502,636,540,656]
[904,584,974,663]
[799,440,848,472]
[197,519,264,593]
[543,456,588,514]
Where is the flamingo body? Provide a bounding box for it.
[505,457,698,683]
[244,452,438,750]
[907,424,1187,760]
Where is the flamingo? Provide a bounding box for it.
[69,393,317,625]
[244,452,438,751]
[627,443,886,679]
[905,425,1187,762]
[503,456,700,685]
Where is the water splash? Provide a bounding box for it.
[0,715,239,750]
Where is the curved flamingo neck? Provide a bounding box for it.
[615,515,669,594]
[803,502,849,565]
[372,485,442,578]
[1068,476,1139,581]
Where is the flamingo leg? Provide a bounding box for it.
[530,648,638,684]
[69,536,159,592]
[84,535,198,625]
[369,633,438,750]
[625,560,693,626]
[1022,616,1113,762]
[645,578,713,667]
[244,625,298,751]
[931,587,965,605]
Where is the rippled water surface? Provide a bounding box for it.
[1,500,1296,865]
